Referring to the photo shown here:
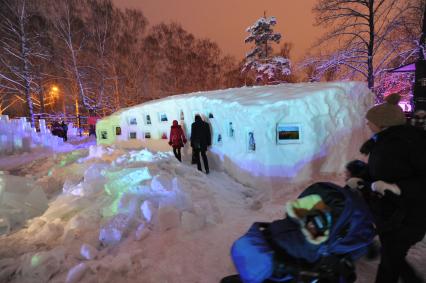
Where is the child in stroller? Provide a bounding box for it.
[222,182,376,283]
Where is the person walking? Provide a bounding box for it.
[168,120,186,162]
[88,111,99,137]
[360,93,426,283]
[190,114,211,174]
[61,121,68,142]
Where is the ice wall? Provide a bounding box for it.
[0,116,64,156]
[97,82,374,188]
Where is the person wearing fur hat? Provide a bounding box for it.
[360,93,426,283]
[168,120,187,162]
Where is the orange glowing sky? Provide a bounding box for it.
[113,0,325,61]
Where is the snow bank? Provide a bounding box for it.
[96,82,374,188]
[0,145,424,283]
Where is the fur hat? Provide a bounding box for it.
[366,93,406,128]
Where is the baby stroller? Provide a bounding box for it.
[225,182,376,283]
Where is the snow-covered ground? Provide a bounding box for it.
[0,139,424,283]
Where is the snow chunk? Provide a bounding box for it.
[104,167,151,197]
[157,204,180,232]
[140,200,156,223]
[99,214,133,245]
[0,173,48,234]
[20,247,65,283]
[151,174,173,192]
[80,243,98,260]
[181,211,205,232]
[134,223,150,241]
[65,262,88,283]
[33,218,64,243]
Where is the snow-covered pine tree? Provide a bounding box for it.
[243,15,291,84]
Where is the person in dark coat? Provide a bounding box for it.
[61,121,68,142]
[168,120,187,162]
[359,93,426,283]
[190,115,211,174]
[51,121,64,139]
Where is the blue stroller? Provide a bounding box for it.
[224,182,376,283]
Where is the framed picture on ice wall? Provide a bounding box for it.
[128,117,137,125]
[245,129,256,152]
[144,114,152,125]
[228,122,235,138]
[276,123,302,144]
[214,133,223,146]
[158,112,168,122]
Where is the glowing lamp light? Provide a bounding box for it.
[51,86,59,92]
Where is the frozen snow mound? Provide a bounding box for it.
[0,116,64,156]
[0,172,48,235]
[96,82,374,188]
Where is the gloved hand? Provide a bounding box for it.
[168,141,172,146]
[346,177,364,189]
[371,180,401,196]
[183,138,187,144]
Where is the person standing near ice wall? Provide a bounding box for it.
[61,121,68,142]
[88,111,99,137]
[360,93,426,283]
[190,114,211,174]
[168,120,186,162]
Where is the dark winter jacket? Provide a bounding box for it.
[190,115,211,151]
[61,122,68,132]
[360,125,426,232]
[51,122,65,138]
[169,120,186,148]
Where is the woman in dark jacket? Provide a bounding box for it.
[168,120,186,162]
[360,93,426,283]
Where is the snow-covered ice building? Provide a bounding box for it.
[96,82,374,188]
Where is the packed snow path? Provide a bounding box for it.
[0,144,424,283]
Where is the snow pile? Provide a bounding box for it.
[0,116,64,156]
[0,172,48,235]
[0,147,234,282]
[0,145,424,283]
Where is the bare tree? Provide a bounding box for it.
[310,0,419,96]
[0,0,48,126]
[47,0,92,119]
[0,85,20,114]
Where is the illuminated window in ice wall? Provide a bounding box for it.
[101,131,108,140]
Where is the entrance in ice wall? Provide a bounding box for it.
[96,82,374,186]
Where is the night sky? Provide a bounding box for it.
[113,0,325,61]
